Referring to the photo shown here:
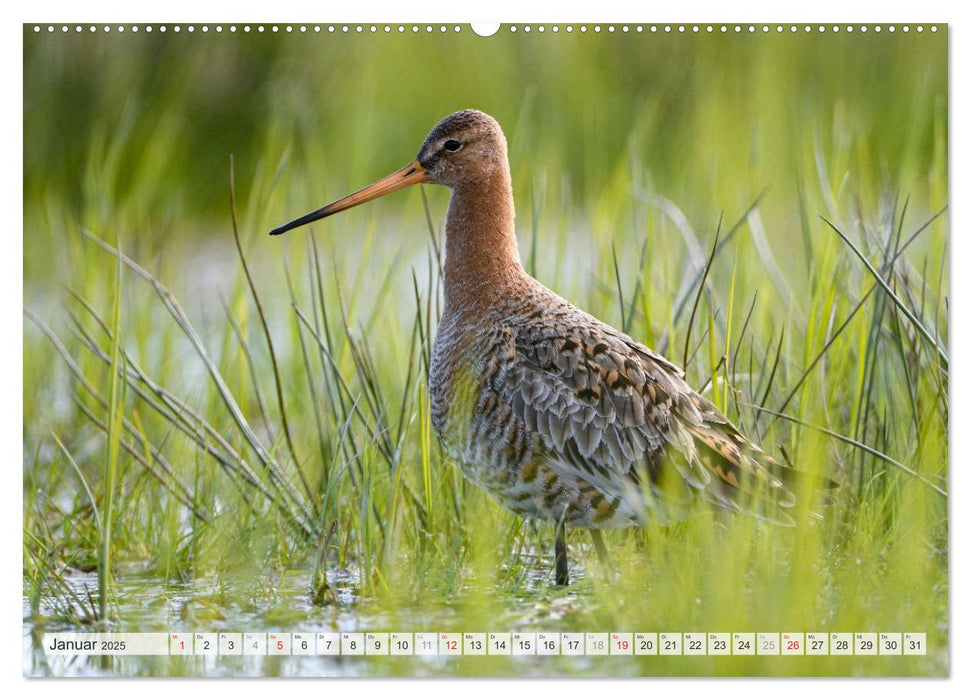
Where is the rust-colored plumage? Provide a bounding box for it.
[271,109,805,584]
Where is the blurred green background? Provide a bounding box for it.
[24,26,946,276]
[23,25,948,677]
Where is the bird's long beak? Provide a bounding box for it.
[269,159,428,236]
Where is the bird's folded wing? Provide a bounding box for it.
[500,312,801,524]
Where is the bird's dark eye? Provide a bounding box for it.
[443,139,462,152]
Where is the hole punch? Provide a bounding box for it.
[471,23,500,37]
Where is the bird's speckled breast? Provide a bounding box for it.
[428,286,647,530]
[429,310,493,476]
[429,349,480,464]
[429,304,525,489]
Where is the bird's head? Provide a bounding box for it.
[416,109,508,188]
[269,109,507,236]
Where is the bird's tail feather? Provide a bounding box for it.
[684,421,835,526]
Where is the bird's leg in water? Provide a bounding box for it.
[554,524,569,586]
[590,530,610,567]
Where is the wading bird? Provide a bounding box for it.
[271,110,803,585]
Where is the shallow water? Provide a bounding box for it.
[24,565,948,677]
[23,565,618,677]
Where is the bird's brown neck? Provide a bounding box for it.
[442,169,522,313]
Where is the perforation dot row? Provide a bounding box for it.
[507,24,937,34]
[32,25,463,34]
[32,24,939,35]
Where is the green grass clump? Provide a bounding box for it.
[23,26,947,676]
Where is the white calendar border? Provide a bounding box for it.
[8,1,965,698]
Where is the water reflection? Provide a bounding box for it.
[23,565,593,677]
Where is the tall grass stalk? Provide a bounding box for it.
[98,235,125,622]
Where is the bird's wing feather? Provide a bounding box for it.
[500,300,800,524]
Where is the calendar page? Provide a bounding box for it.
[22,18,948,678]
